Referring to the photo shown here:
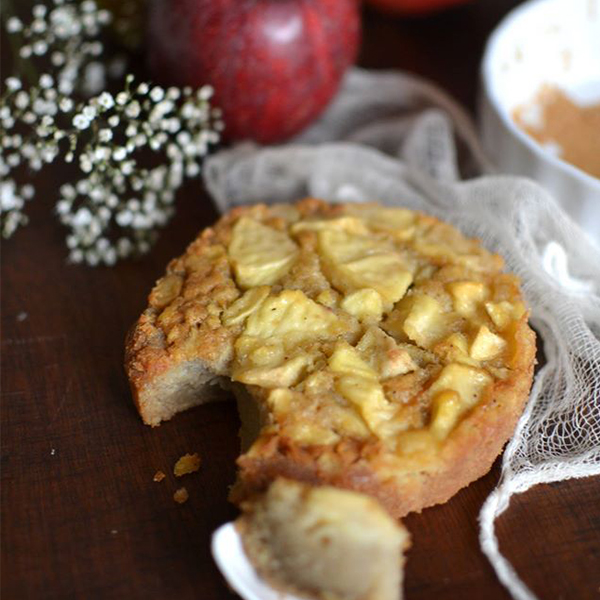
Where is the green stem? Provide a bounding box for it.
[2,0,41,87]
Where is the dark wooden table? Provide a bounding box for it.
[2,1,599,599]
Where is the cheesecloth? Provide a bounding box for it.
[203,68,600,600]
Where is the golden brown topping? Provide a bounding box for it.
[215,205,528,452]
[153,470,166,482]
[143,202,530,455]
[149,274,183,310]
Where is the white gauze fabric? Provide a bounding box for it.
[203,68,600,600]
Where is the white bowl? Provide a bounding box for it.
[480,0,600,243]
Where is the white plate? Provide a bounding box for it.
[211,522,307,600]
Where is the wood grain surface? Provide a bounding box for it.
[2,1,599,599]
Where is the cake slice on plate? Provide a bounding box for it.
[236,478,411,600]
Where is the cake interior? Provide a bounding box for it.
[237,478,410,600]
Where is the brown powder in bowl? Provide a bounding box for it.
[513,85,600,179]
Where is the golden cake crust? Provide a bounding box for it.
[125,198,536,517]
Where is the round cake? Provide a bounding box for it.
[126,198,536,517]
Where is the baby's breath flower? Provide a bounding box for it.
[150,87,165,103]
[58,79,73,95]
[112,147,127,161]
[1,180,31,237]
[131,177,144,191]
[6,17,23,33]
[22,184,35,199]
[6,78,22,91]
[121,161,134,175]
[33,40,49,56]
[70,248,83,263]
[93,146,110,162]
[39,74,54,88]
[97,91,114,110]
[186,163,200,177]
[198,85,214,101]
[115,210,132,227]
[125,100,140,119]
[51,51,65,66]
[33,5,48,19]
[97,10,111,26]
[56,199,71,215]
[7,154,21,167]
[80,155,93,173]
[98,128,112,142]
[72,114,90,129]
[61,184,76,199]
[2,1,222,264]
[44,88,58,102]
[31,19,47,34]
[84,104,98,118]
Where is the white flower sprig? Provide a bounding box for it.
[1,0,223,265]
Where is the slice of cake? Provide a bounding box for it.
[236,478,410,600]
[125,198,536,517]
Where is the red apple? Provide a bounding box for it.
[365,0,472,16]
[147,0,361,144]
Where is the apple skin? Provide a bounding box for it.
[147,0,361,144]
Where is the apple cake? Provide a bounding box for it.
[236,478,410,600]
[125,198,536,517]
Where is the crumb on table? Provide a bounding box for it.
[173,487,189,504]
[173,453,201,477]
[153,470,166,482]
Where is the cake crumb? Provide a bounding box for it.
[153,470,166,482]
[174,453,201,477]
[173,487,189,504]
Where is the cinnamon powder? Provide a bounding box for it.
[513,85,600,178]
